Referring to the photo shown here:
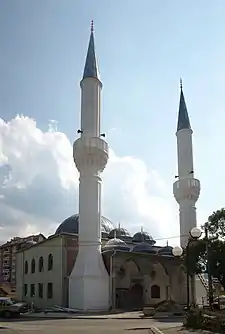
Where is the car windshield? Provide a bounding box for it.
[5,298,14,305]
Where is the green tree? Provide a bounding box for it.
[188,208,225,290]
[206,208,225,239]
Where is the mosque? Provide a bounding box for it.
[16,23,201,311]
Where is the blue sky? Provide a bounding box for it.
[1,0,225,235]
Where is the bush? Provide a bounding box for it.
[185,307,203,329]
[185,306,225,333]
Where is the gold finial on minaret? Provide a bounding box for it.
[91,20,94,32]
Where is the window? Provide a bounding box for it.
[166,285,170,300]
[24,261,28,274]
[23,284,27,297]
[31,258,35,273]
[30,284,35,297]
[151,284,160,299]
[39,257,44,272]
[38,283,43,298]
[48,254,53,271]
[47,283,53,299]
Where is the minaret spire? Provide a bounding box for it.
[173,79,200,248]
[82,20,100,82]
[177,80,191,132]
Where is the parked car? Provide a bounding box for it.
[0,297,28,318]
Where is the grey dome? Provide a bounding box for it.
[158,245,173,256]
[132,242,157,254]
[55,214,114,236]
[109,228,131,239]
[103,238,130,251]
[132,231,155,244]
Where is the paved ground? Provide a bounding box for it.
[0,315,183,334]
[0,313,212,333]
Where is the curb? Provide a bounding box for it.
[150,327,164,334]
[20,314,184,321]
[21,315,144,320]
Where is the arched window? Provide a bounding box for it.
[24,261,28,274]
[39,256,44,272]
[151,284,160,299]
[31,258,35,274]
[48,254,53,271]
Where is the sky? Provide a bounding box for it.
[0,0,225,245]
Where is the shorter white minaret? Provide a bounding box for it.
[69,22,109,311]
[173,80,201,248]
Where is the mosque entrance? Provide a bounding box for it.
[129,283,144,309]
[117,283,143,310]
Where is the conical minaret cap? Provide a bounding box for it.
[177,79,191,132]
[82,21,101,81]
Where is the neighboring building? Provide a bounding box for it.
[16,217,187,309]
[0,234,45,288]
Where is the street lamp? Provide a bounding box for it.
[188,227,202,309]
[173,227,202,311]
[190,227,202,240]
[172,246,183,257]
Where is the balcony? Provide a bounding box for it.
[173,177,200,203]
[73,137,109,172]
[3,269,10,274]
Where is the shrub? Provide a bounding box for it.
[185,307,203,329]
[185,306,225,333]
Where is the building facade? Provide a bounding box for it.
[0,234,45,289]
[16,225,187,310]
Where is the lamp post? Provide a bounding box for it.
[173,227,202,310]
[172,245,188,308]
[204,227,214,310]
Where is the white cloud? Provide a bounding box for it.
[0,116,179,245]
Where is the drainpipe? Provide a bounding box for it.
[110,250,116,309]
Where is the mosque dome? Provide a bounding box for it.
[132,231,156,245]
[158,245,173,256]
[132,242,157,254]
[103,238,130,251]
[108,228,131,239]
[55,214,114,236]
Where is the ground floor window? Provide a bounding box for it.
[30,284,35,297]
[151,284,160,299]
[166,285,170,300]
[38,283,43,298]
[23,284,27,296]
[47,282,53,299]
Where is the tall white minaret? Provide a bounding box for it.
[173,80,200,248]
[69,22,109,311]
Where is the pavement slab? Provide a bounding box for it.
[0,318,183,334]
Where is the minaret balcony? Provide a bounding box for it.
[173,177,200,203]
[73,136,109,172]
